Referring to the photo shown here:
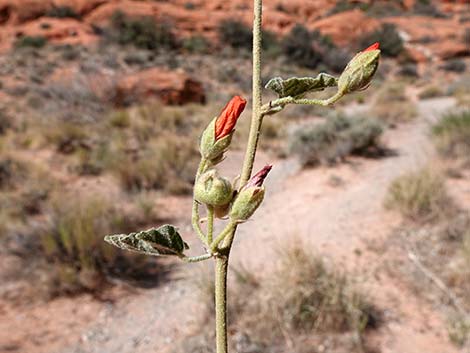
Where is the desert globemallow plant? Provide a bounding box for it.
[104,1,381,351]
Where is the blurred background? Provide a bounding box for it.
[0,0,469,352]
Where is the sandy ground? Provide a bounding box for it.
[0,97,466,353]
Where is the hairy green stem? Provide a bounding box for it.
[210,221,236,253]
[261,91,344,115]
[214,1,263,352]
[240,0,264,187]
[192,159,208,245]
[215,255,229,353]
[207,206,215,244]
[182,253,213,263]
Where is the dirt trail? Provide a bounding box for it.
[54,97,461,353]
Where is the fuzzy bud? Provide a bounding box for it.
[200,96,246,163]
[338,42,380,95]
[230,165,272,222]
[194,169,233,207]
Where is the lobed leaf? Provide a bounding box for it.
[104,224,189,257]
[265,73,338,99]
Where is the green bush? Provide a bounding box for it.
[288,113,384,166]
[14,36,48,49]
[182,35,210,54]
[413,0,446,18]
[440,59,467,73]
[281,24,348,72]
[359,23,404,57]
[109,10,179,51]
[218,20,253,50]
[418,85,445,100]
[46,6,80,19]
[432,110,470,161]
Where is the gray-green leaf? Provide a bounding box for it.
[265,74,338,99]
[104,225,189,257]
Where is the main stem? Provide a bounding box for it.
[213,1,263,353]
[215,255,229,353]
[240,0,263,186]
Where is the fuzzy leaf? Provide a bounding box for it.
[265,74,338,99]
[104,225,189,256]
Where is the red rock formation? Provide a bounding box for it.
[115,68,206,106]
[311,9,380,46]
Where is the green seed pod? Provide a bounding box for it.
[338,42,380,95]
[229,187,265,222]
[194,169,233,207]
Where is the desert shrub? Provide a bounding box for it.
[108,110,131,129]
[0,111,11,134]
[288,113,384,166]
[327,0,369,15]
[217,20,280,54]
[448,75,470,107]
[218,20,253,50]
[182,35,210,54]
[464,28,470,44]
[108,10,179,51]
[0,156,29,190]
[358,23,403,57]
[40,191,151,294]
[42,121,90,154]
[14,36,48,49]
[281,24,348,72]
[46,6,80,19]
[250,245,374,335]
[384,167,452,222]
[179,244,377,352]
[371,81,417,124]
[418,85,445,100]
[413,0,446,18]
[115,135,198,194]
[432,110,470,162]
[398,63,419,78]
[440,59,467,73]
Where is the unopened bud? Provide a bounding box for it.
[230,165,272,222]
[194,169,233,207]
[200,96,246,164]
[338,42,380,95]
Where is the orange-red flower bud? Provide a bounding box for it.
[363,42,380,52]
[215,96,247,140]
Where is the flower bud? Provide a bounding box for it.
[200,96,247,163]
[194,169,233,207]
[337,42,380,95]
[230,165,272,222]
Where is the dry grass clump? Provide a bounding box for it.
[107,103,208,193]
[39,190,159,295]
[432,110,470,163]
[384,167,454,222]
[370,81,417,125]
[418,85,446,100]
[448,75,470,107]
[0,155,54,234]
[288,113,384,166]
[179,244,377,353]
